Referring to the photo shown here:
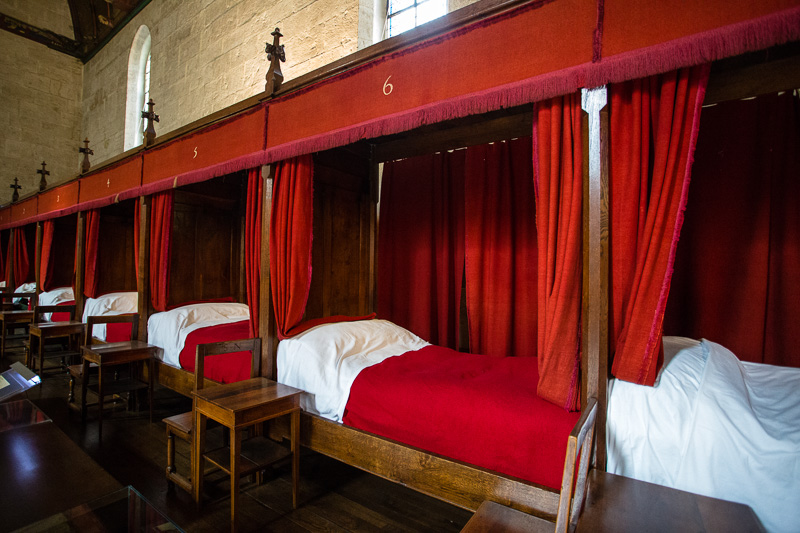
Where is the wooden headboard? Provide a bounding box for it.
[96,200,137,295]
[168,172,246,308]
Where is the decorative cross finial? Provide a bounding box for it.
[265,27,285,95]
[37,160,50,191]
[142,99,160,147]
[79,137,94,173]
[10,178,21,203]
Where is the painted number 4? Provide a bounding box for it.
[383,76,393,96]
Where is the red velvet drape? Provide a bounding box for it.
[534,93,584,411]
[378,151,465,348]
[39,220,55,292]
[4,237,11,287]
[465,137,537,357]
[12,227,30,288]
[245,168,263,337]
[149,191,173,312]
[269,155,314,339]
[83,209,100,298]
[609,65,710,385]
[663,92,800,367]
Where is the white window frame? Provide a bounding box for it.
[124,25,152,151]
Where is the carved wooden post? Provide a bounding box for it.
[142,99,159,147]
[10,178,21,203]
[137,195,151,342]
[79,138,94,173]
[75,211,86,319]
[264,28,285,96]
[37,161,50,191]
[581,86,609,469]
[260,165,276,379]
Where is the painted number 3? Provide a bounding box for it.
[383,76,393,96]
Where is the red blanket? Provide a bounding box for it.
[51,300,75,323]
[178,320,252,384]
[343,345,581,489]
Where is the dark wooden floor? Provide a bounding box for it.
[2,344,472,532]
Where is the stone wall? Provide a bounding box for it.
[0,31,82,204]
[83,0,362,165]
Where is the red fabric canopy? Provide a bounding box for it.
[663,92,800,368]
[533,93,584,411]
[465,138,538,357]
[378,151,465,348]
[149,192,173,312]
[609,65,709,385]
[39,220,55,293]
[269,155,314,339]
[245,168,263,337]
[83,209,100,298]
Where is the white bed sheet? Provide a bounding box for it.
[13,282,36,304]
[608,337,800,533]
[38,287,74,321]
[147,302,250,369]
[82,291,138,341]
[277,319,429,422]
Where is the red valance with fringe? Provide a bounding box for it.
[37,182,79,221]
[78,155,143,209]
[140,104,268,195]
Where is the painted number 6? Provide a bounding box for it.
[383,76,393,96]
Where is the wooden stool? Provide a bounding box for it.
[192,342,302,532]
[462,398,598,533]
[163,338,263,494]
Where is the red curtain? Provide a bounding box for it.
[378,151,465,348]
[269,155,314,339]
[533,93,584,411]
[149,191,173,312]
[83,209,100,298]
[245,168,263,337]
[465,137,537,357]
[609,65,710,385]
[39,220,55,292]
[4,237,11,287]
[663,92,800,367]
[12,227,30,288]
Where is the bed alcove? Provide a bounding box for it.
[143,171,249,395]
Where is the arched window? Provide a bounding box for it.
[387,0,447,37]
[124,25,152,151]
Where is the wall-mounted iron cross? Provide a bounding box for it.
[10,177,21,202]
[265,27,285,95]
[79,138,94,173]
[142,99,159,147]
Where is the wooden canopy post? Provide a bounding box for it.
[142,99,159,147]
[37,161,50,192]
[264,28,285,96]
[6,229,14,289]
[79,138,94,174]
[74,211,86,319]
[34,222,42,302]
[581,86,609,469]
[137,196,151,341]
[10,178,21,203]
[260,165,277,380]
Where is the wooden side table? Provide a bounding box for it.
[193,377,303,532]
[80,340,157,439]
[0,309,33,359]
[28,320,85,373]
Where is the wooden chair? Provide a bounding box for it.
[163,338,262,494]
[461,397,599,533]
[68,314,139,404]
[25,304,81,373]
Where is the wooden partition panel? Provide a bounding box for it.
[48,215,77,289]
[306,147,374,320]
[168,174,244,307]
[96,201,137,295]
